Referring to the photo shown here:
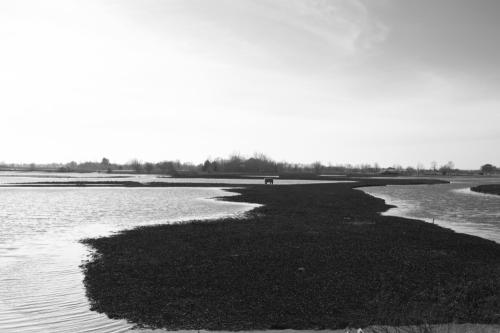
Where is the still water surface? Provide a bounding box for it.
[0,171,350,185]
[360,177,500,244]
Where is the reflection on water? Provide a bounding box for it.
[359,177,500,244]
[0,185,260,333]
[0,171,353,185]
[0,171,140,184]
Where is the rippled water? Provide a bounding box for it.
[359,177,500,244]
[0,172,354,332]
[2,172,499,331]
[0,184,261,332]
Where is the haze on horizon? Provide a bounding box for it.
[1,0,499,169]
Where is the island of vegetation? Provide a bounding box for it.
[471,184,500,196]
[80,178,500,331]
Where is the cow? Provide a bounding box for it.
[264,178,274,184]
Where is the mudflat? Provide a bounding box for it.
[471,184,500,196]
[81,179,500,330]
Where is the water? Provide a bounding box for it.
[0,171,142,184]
[1,172,499,331]
[359,177,500,244]
[0,172,353,332]
[0,171,353,185]
[0,185,261,332]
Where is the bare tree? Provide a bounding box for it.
[144,162,154,174]
[439,161,455,175]
[157,161,175,175]
[129,159,143,173]
[430,161,438,173]
[202,159,213,172]
[312,161,323,174]
[416,163,424,176]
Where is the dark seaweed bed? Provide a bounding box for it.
[80,178,500,330]
[471,184,500,196]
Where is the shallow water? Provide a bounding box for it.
[0,171,143,184]
[0,185,260,333]
[359,177,500,243]
[1,172,499,331]
[0,171,353,185]
[0,171,354,332]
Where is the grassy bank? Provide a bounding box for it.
[81,179,500,330]
[471,184,500,196]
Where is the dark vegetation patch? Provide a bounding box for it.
[471,184,500,196]
[81,179,500,330]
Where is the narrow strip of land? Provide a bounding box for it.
[81,179,500,330]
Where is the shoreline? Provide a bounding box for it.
[0,186,259,333]
[357,185,500,245]
[136,324,500,333]
[471,184,500,196]
[80,178,500,330]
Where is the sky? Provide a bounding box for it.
[1,0,499,168]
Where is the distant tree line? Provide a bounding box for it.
[480,163,497,175]
[0,154,497,176]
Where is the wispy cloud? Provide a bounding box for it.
[0,0,498,167]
